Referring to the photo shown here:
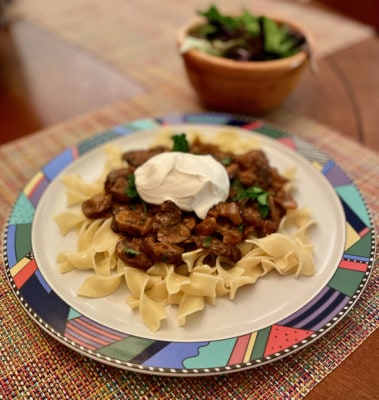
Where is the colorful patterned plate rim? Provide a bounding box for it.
[2,112,375,376]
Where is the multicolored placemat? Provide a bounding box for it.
[1,111,378,398]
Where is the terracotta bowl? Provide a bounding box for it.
[177,17,313,114]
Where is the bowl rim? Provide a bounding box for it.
[177,15,314,70]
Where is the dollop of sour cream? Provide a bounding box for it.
[134,152,230,219]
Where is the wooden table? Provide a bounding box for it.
[0,1,377,399]
[0,2,378,152]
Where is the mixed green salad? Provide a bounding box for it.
[181,5,307,61]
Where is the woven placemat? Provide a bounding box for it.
[0,108,377,399]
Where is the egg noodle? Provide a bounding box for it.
[54,129,315,331]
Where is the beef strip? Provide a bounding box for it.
[122,146,169,167]
[104,167,135,203]
[157,223,191,244]
[144,236,184,265]
[193,236,241,262]
[114,209,147,236]
[116,237,154,270]
[82,193,113,219]
[154,201,183,226]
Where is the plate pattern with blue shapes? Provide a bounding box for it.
[2,113,375,376]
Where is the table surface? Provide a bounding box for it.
[0,1,378,399]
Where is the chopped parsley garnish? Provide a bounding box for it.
[221,156,232,166]
[125,173,139,198]
[233,185,270,218]
[202,237,212,248]
[142,201,148,216]
[171,133,189,152]
[123,247,140,257]
[231,179,244,193]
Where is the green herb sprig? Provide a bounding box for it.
[123,247,140,257]
[171,133,189,152]
[233,185,270,218]
[202,236,213,248]
[125,174,139,199]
